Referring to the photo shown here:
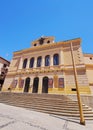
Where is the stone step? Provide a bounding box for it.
[0,92,71,99]
[0,96,71,103]
[1,100,93,115]
[10,103,93,114]
[0,99,88,109]
[1,101,93,119]
[0,100,84,110]
[0,93,71,101]
[0,99,79,106]
[0,92,93,120]
[1,98,88,106]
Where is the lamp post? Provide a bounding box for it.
[70,42,85,125]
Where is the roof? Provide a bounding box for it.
[0,56,10,64]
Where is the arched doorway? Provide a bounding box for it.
[32,77,39,93]
[0,79,4,91]
[24,77,30,92]
[42,76,48,93]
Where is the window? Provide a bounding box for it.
[29,57,34,68]
[3,64,7,68]
[53,54,59,65]
[39,38,44,45]
[37,56,42,67]
[71,88,76,91]
[1,72,5,75]
[45,55,50,66]
[23,58,28,69]
[47,40,50,43]
[90,57,92,60]
[34,44,37,46]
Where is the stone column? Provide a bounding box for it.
[38,76,42,94]
[29,77,33,93]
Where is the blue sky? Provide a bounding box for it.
[0,0,93,61]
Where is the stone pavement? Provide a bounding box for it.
[0,103,93,130]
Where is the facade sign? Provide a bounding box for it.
[13,80,18,88]
[19,79,24,88]
[59,78,64,88]
[48,78,53,88]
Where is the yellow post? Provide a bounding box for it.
[70,42,85,125]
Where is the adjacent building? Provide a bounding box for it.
[2,36,93,94]
[0,57,10,91]
[84,54,93,94]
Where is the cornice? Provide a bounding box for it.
[85,64,93,69]
[84,53,93,57]
[13,38,81,57]
[64,67,86,71]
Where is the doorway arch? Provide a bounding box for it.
[42,76,48,93]
[32,77,39,93]
[24,77,30,92]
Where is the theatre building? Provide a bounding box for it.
[2,36,93,94]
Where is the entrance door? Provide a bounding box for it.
[0,79,4,91]
[42,77,48,93]
[32,77,39,93]
[24,77,30,92]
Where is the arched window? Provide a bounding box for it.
[37,56,42,67]
[53,54,59,65]
[29,57,34,68]
[45,55,50,66]
[23,58,28,69]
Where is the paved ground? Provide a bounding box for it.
[0,103,93,130]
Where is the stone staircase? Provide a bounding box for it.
[0,92,93,120]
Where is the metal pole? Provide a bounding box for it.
[70,42,85,125]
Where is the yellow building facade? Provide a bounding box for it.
[2,36,93,94]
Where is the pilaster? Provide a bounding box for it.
[59,50,64,65]
[50,54,53,66]
[27,58,30,68]
[42,56,45,67]
[34,57,37,68]
[18,57,23,69]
